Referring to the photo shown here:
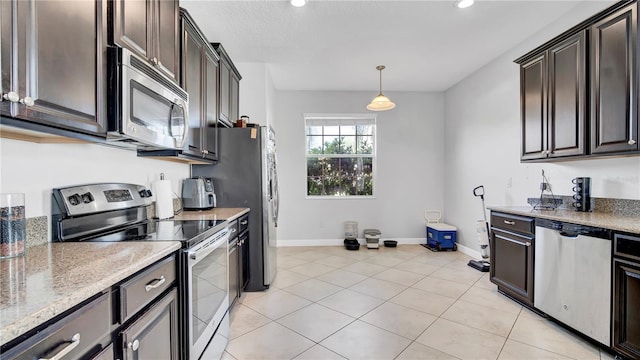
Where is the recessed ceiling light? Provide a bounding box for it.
[291,0,307,7]
[456,0,474,9]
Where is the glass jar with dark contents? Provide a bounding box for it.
[1,193,26,259]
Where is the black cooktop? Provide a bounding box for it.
[78,219,227,248]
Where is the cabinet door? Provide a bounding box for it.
[0,0,13,117]
[590,3,638,154]
[203,48,219,160]
[120,288,179,360]
[219,60,231,126]
[490,229,534,306]
[112,0,150,61]
[239,230,250,291]
[230,74,240,124]
[13,0,106,136]
[613,258,640,359]
[154,0,178,82]
[182,20,204,158]
[548,31,586,158]
[520,53,548,161]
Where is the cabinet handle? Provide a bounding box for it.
[20,96,34,106]
[2,92,19,102]
[127,339,140,351]
[150,57,158,66]
[38,333,80,360]
[230,228,237,234]
[629,139,637,145]
[144,276,166,292]
[503,220,516,225]
[240,220,248,225]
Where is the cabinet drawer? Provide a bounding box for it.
[491,212,535,235]
[238,214,249,233]
[2,293,111,360]
[119,255,176,323]
[229,219,239,239]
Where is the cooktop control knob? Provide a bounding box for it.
[68,194,82,206]
[145,189,152,197]
[81,192,94,204]
[139,190,147,198]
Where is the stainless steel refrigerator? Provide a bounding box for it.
[192,126,279,291]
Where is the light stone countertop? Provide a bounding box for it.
[173,207,249,221]
[488,206,640,234]
[0,241,181,346]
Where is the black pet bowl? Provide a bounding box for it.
[344,238,360,250]
[383,240,397,247]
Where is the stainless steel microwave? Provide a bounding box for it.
[107,47,188,150]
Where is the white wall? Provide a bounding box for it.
[0,138,189,220]
[237,62,276,129]
[275,91,445,243]
[444,0,640,253]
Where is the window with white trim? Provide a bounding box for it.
[305,114,376,197]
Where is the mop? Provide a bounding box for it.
[468,185,491,272]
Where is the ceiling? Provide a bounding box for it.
[180,1,609,92]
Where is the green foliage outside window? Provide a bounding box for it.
[306,124,375,196]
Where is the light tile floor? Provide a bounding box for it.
[224,245,614,360]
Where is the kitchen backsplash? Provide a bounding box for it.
[528,196,640,217]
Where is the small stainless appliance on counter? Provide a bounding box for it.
[51,183,229,360]
[182,177,216,210]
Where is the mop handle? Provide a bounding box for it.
[473,185,485,199]
[473,185,489,224]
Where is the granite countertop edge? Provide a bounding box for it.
[0,241,181,346]
[488,206,640,234]
[173,207,250,221]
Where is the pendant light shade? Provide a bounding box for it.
[367,65,395,111]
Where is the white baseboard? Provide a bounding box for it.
[277,238,484,259]
[455,242,482,259]
[277,238,425,247]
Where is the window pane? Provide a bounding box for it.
[307,176,324,195]
[341,136,356,154]
[307,158,324,177]
[307,136,324,154]
[323,136,340,154]
[340,125,356,135]
[356,125,373,136]
[305,116,375,197]
[339,157,357,175]
[324,126,340,135]
[307,126,323,136]
[357,136,373,154]
[362,157,373,174]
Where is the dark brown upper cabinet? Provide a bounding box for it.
[180,9,219,162]
[0,0,107,137]
[212,43,241,128]
[519,31,587,161]
[590,3,639,154]
[111,0,180,83]
[516,0,639,162]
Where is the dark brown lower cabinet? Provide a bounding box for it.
[490,212,535,307]
[613,258,640,359]
[120,288,179,360]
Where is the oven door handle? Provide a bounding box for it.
[188,232,229,262]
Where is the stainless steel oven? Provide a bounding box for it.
[185,226,229,360]
[107,47,188,150]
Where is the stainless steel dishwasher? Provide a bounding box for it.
[534,218,612,346]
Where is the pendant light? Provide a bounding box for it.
[367,65,396,111]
